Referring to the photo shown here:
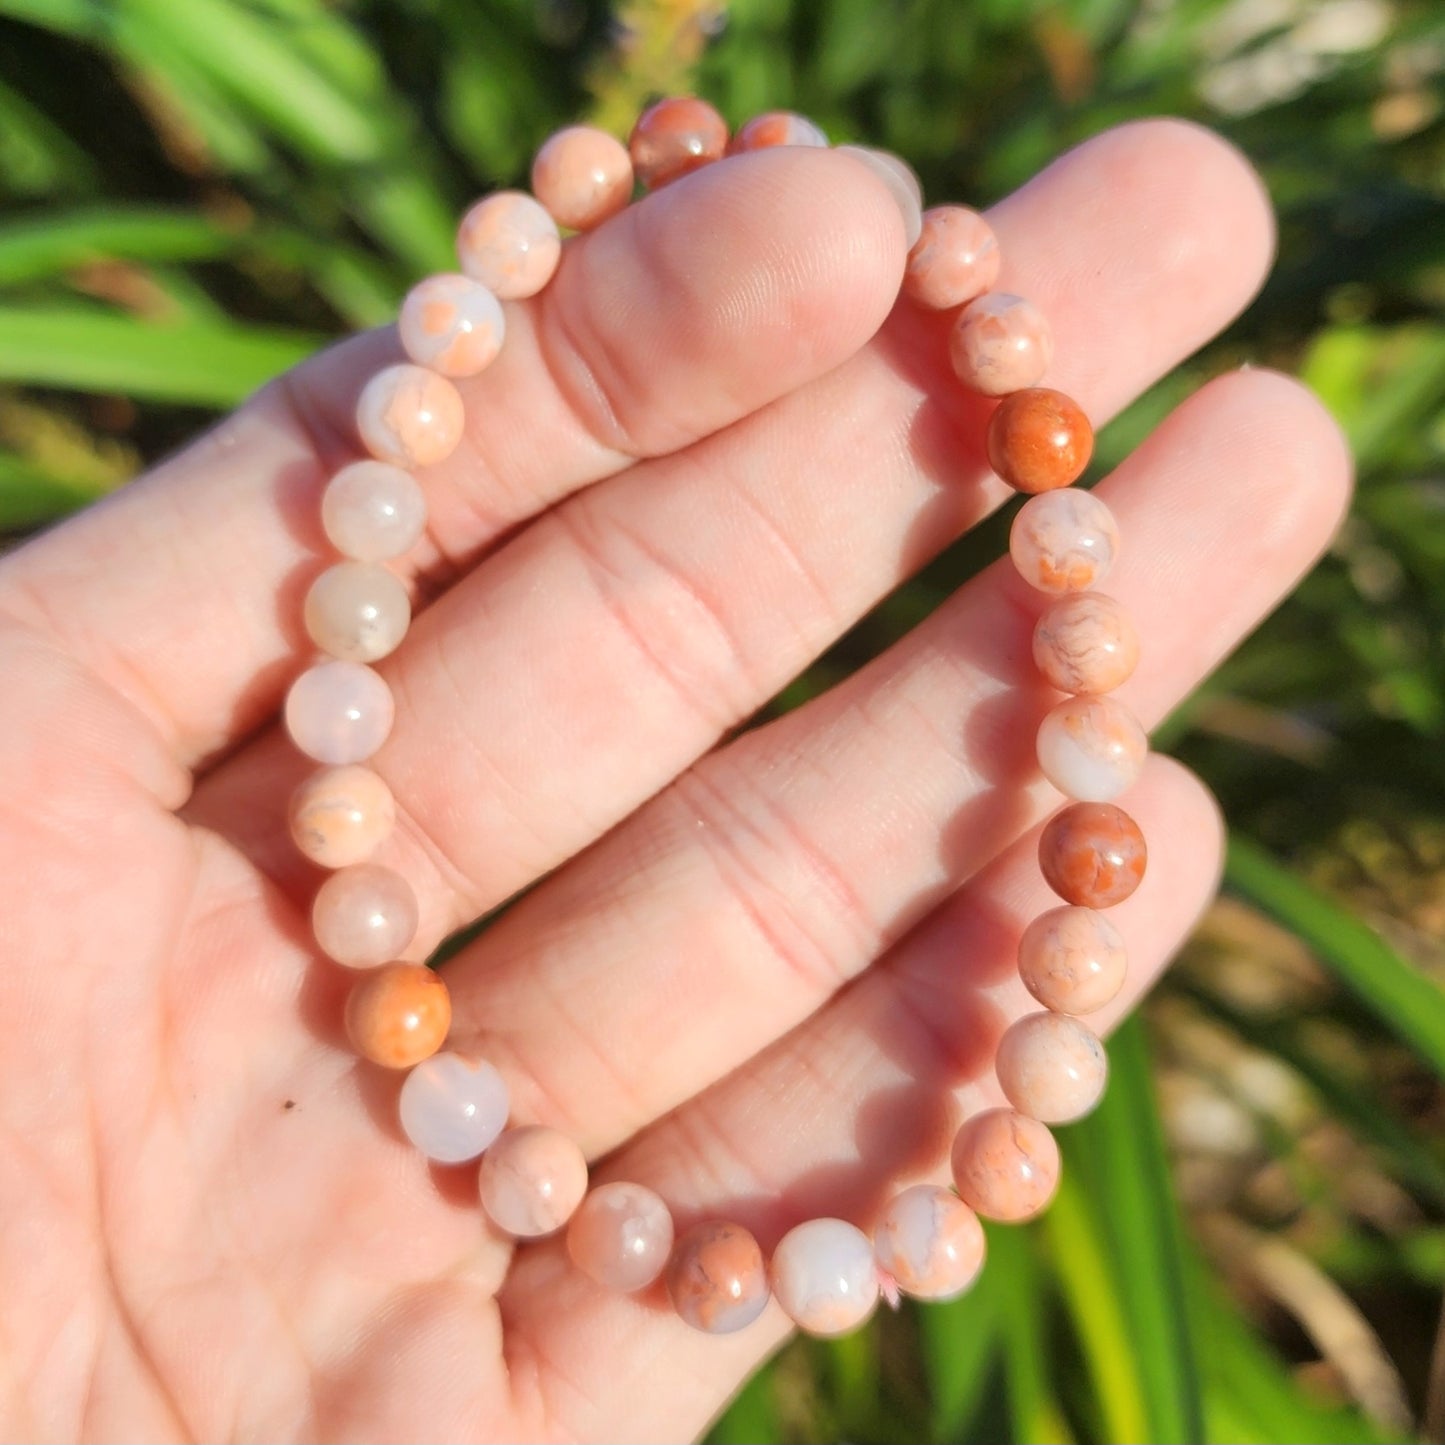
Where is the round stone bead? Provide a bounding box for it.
[345,962,451,1069]
[903,205,1000,310]
[951,1107,1061,1222]
[457,191,561,300]
[873,1185,986,1301]
[996,1012,1109,1124]
[398,273,505,379]
[479,1125,589,1238]
[950,292,1053,396]
[356,363,465,470]
[399,1052,510,1164]
[666,1220,770,1335]
[728,111,828,152]
[285,660,395,766]
[303,561,411,664]
[311,862,418,967]
[770,1218,880,1338]
[987,388,1094,494]
[566,1181,675,1292]
[1009,489,1120,595]
[628,96,728,189]
[1018,905,1128,1015]
[1033,592,1139,696]
[1036,695,1147,803]
[289,764,395,869]
[531,125,634,231]
[1039,801,1148,908]
[835,144,923,246]
[321,460,427,562]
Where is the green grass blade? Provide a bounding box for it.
[992,1225,1073,1443]
[706,1364,782,1444]
[0,449,114,529]
[0,208,231,286]
[916,1259,1002,1441]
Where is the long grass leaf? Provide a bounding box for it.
[0,209,230,286]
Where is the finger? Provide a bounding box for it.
[439,367,1350,1149]
[495,757,1221,1444]
[0,148,908,771]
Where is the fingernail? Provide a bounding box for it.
[835,144,925,247]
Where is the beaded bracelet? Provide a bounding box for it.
[283,97,1147,1339]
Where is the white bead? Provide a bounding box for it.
[399,1053,510,1164]
[321,461,427,561]
[769,1217,880,1337]
[304,561,411,663]
[284,660,395,765]
[1036,695,1147,802]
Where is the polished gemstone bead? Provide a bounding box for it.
[628,96,728,189]
[285,661,395,766]
[456,191,561,300]
[950,292,1053,396]
[1039,801,1147,907]
[566,1181,675,1292]
[1036,695,1147,802]
[289,764,395,869]
[303,561,411,664]
[356,363,465,470]
[996,1012,1109,1124]
[399,1051,510,1164]
[345,962,450,1069]
[398,273,505,378]
[951,1107,1061,1222]
[873,1185,985,1301]
[987,388,1094,494]
[770,1218,879,1338]
[835,144,923,246]
[666,1220,770,1335]
[903,205,999,310]
[479,1125,589,1237]
[311,862,418,967]
[728,111,828,152]
[532,125,634,231]
[1009,489,1120,594]
[321,461,427,562]
[1018,905,1127,1015]
[1033,592,1139,695]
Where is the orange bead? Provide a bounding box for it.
[345,962,451,1068]
[1039,802,1147,908]
[628,97,728,189]
[728,111,828,153]
[986,388,1093,494]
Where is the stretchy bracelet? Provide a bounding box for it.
[282,96,1146,1339]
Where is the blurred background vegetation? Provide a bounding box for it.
[1,0,1442,1440]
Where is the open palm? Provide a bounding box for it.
[0,123,1348,1442]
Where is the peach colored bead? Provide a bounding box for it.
[311,862,418,968]
[1033,592,1140,696]
[456,191,561,300]
[987,388,1094,494]
[1037,695,1147,803]
[628,96,728,189]
[1018,905,1128,1015]
[345,962,451,1070]
[770,1218,879,1338]
[289,764,395,869]
[996,1012,1109,1124]
[321,460,427,562]
[531,125,634,231]
[479,1126,589,1238]
[303,561,411,664]
[398,273,505,378]
[835,144,923,246]
[728,111,828,152]
[873,1185,986,1301]
[951,1108,1061,1222]
[666,1220,770,1335]
[903,205,1000,309]
[1009,488,1120,595]
[284,660,394,765]
[950,292,1053,396]
[1039,801,1148,908]
[566,1181,675,1292]
[356,363,464,469]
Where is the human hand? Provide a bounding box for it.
[0,120,1348,1442]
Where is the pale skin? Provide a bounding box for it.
[0,121,1351,1441]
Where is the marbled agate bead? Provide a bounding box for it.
[873,1185,985,1301]
[728,111,828,152]
[399,1052,510,1164]
[1036,695,1147,802]
[1009,488,1120,595]
[289,764,395,869]
[480,1125,589,1237]
[532,125,634,231]
[628,96,728,189]
[357,363,465,470]
[566,1181,675,1292]
[1033,592,1139,695]
[987,387,1093,494]
[345,961,451,1069]
[398,273,505,379]
[312,862,418,967]
[1039,801,1147,907]
[903,205,999,309]
[321,460,427,562]
[666,1220,770,1335]
[285,660,394,766]
[303,561,411,664]
[835,144,923,246]
[1018,905,1127,1015]
[996,1012,1108,1124]
[457,191,561,300]
[770,1218,879,1337]
[950,292,1053,396]
[951,1107,1060,1222]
